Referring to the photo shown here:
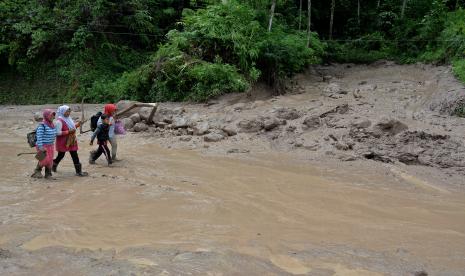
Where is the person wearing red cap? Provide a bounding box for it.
[95,104,120,161]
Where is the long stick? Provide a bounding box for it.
[17,152,36,156]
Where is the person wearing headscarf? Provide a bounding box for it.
[31,109,56,179]
[95,104,120,161]
[53,105,88,176]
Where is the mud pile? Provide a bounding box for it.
[118,62,465,175]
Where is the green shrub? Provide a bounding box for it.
[108,1,323,102]
[258,30,324,83]
[453,59,465,83]
[325,32,392,63]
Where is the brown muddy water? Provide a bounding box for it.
[1,108,465,275]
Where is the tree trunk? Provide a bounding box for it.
[401,0,407,19]
[377,0,381,9]
[306,0,312,47]
[268,0,276,32]
[357,0,360,26]
[299,0,302,30]
[329,0,335,40]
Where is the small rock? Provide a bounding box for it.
[133,122,148,132]
[180,136,192,142]
[130,113,141,124]
[323,75,333,82]
[338,154,357,161]
[227,148,250,154]
[358,80,367,85]
[286,125,297,132]
[335,142,352,151]
[0,248,12,259]
[204,133,224,142]
[373,118,408,136]
[351,120,372,129]
[155,121,168,128]
[302,116,321,130]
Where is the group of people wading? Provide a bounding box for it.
[31,104,119,179]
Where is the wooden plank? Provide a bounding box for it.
[147,103,158,124]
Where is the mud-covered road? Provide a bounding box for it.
[1,63,465,275]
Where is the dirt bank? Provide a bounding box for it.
[1,63,465,275]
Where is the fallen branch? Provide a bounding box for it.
[17,152,36,156]
[116,103,158,124]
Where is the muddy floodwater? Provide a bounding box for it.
[2,64,465,275]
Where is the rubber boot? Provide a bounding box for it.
[44,167,53,179]
[52,161,58,172]
[89,151,96,165]
[31,164,43,178]
[75,163,89,177]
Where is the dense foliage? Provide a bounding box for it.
[0,0,464,106]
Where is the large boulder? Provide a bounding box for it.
[114,100,142,118]
[172,116,189,129]
[222,125,238,136]
[133,122,148,132]
[122,118,134,130]
[129,113,141,123]
[151,106,185,124]
[138,107,154,122]
[273,107,302,120]
[237,119,264,133]
[193,121,210,136]
[263,117,281,131]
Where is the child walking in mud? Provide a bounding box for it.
[89,114,112,166]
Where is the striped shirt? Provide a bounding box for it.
[36,123,56,149]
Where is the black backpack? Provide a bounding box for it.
[90,112,103,131]
[27,123,45,148]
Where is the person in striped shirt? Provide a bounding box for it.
[31,109,57,179]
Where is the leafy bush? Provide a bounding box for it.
[325,32,392,63]
[0,0,184,104]
[258,29,324,85]
[150,61,248,102]
[420,8,465,63]
[453,59,465,83]
[104,1,324,102]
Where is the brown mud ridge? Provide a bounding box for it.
[1,62,465,275]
